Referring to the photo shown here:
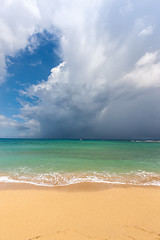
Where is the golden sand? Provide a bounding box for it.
[0,184,160,240]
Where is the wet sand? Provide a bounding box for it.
[0,184,160,240]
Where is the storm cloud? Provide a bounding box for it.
[1,0,160,139]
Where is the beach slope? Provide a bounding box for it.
[0,185,160,240]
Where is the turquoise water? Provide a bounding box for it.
[0,139,160,186]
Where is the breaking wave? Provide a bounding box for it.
[0,170,160,187]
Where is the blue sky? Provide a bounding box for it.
[0,0,160,139]
[0,32,60,118]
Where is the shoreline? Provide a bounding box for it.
[0,181,160,191]
[1,169,160,189]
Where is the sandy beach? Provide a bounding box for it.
[0,184,160,240]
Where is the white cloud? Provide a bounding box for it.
[0,115,17,127]
[0,114,40,138]
[139,25,154,36]
[136,52,157,66]
[121,52,160,87]
[0,0,42,83]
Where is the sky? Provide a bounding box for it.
[0,0,160,139]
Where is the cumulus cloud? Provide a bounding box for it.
[1,0,160,139]
[121,52,160,87]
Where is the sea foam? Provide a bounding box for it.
[0,170,160,187]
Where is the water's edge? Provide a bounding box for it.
[1,170,160,187]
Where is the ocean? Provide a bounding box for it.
[0,139,160,187]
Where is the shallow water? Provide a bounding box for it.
[0,139,160,186]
